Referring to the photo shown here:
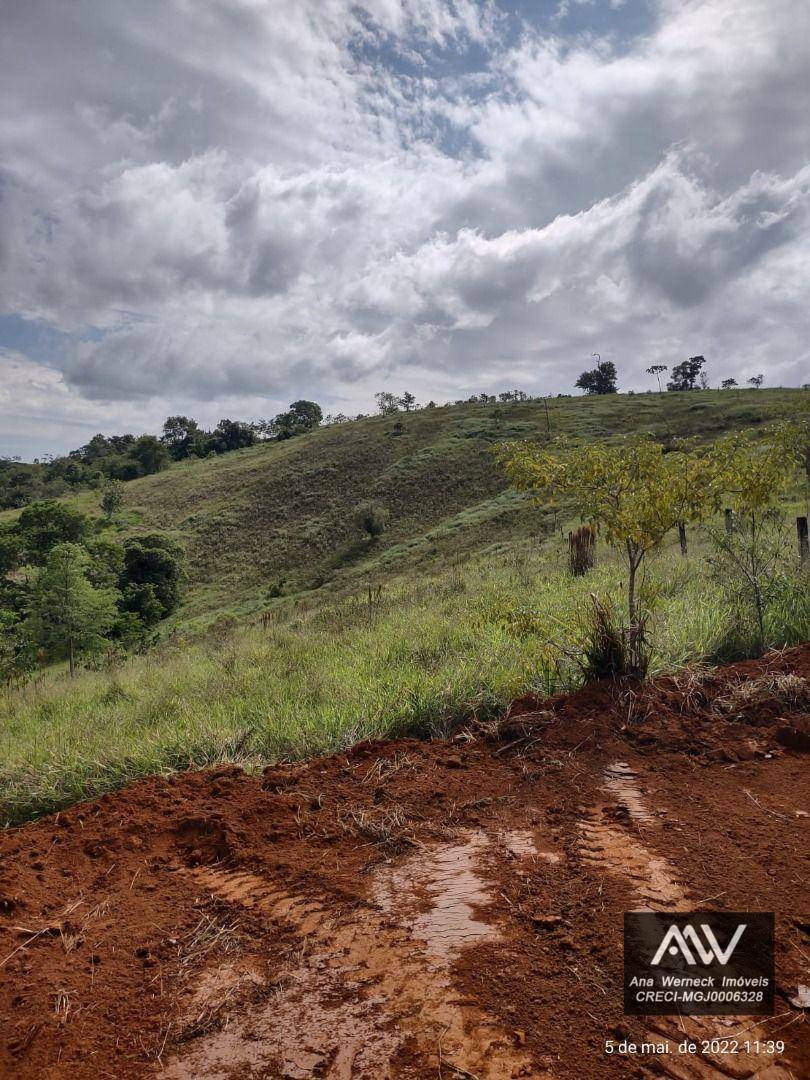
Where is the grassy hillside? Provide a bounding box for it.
[1,387,807,824]
[3,526,808,824]
[5,388,803,629]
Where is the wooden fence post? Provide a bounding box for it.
[798,516,809,564]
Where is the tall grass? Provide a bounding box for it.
[1,534,807,825]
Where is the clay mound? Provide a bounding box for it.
[0,645,808,1079]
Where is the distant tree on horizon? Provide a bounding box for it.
[721,378,738,389]
[161,416,201,460]
[271,400,323,439]
[132,434,170,475]
[375,392,400,415]
[748,375,764,389]
[211,418,256,453]
[575,357,618,395]
[645,365,668,394]
[667,356,705,391]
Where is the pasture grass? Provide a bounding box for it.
[2,523,807,825]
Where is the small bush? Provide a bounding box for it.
[354,501,390,540]
[578,594,650,681]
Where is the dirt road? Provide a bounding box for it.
[1,647,808,1079]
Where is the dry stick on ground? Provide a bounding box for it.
[437,1041,481,1080]
[743,788,789,821]
[2,898,85,968]
[155,1023,172,1068]
[493,734,532,757]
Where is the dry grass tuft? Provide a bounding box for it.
[334,803,414,850]
[714,672,810,714]
[180,910,243,972]
[359,751,416,786]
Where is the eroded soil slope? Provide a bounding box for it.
[1,647,808,1079]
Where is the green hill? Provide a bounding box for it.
[12,387,802,629]
[2,387,808,825]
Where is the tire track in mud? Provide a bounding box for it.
[578,761,794,1080]
[163,833,543,1079]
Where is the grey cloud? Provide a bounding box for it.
[0,0,808,454]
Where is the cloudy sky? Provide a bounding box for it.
[1,0,808,457]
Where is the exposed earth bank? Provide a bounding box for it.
[1,646,808,1079]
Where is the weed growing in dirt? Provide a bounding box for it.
[577,595,650,681]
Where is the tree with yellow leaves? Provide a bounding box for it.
[706,427,803,653]
[498,426,802,664]
[497,436,723,633]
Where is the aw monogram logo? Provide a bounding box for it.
[624,912,774,1016]
[650,922,747,966]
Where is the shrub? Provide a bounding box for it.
[100,480,124,521]
[354,501,389,540]
[577,594,650,681]
[120,534,184,620]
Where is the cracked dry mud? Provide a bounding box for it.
[1,646,808,1078]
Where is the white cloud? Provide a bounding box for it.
[0,0,808,454]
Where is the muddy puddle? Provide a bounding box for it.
[602,761,655,823]
[164,832,537,1078]
[500,828,561,864]
[373,832,497,959]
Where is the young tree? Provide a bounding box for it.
[15,501,89,564]
[667,355,705,391]
[575,359,618,395]
[375,392,400,415]
[25,543,119,674]
[497,436,723,668]
[707,429,801,654]
[748,375,764,389]
[645,365,668,394]
[721,378,738,389]
[100,480,125,521]
[398,392,418,412]
[120,534,184,621]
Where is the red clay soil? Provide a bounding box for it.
[0,646,808,1079]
